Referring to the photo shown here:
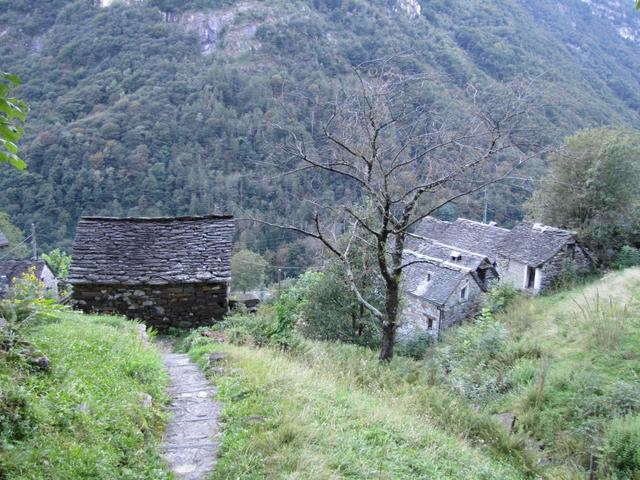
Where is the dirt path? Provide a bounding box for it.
[159,342,222,480]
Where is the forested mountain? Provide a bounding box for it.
[0,0,639,265]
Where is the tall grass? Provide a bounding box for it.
[187,330,538,479]
[573,291,636,351]
[0,312,170,480]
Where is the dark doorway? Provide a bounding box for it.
[526,266,536,289]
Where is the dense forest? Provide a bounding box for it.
[1,0,640,267]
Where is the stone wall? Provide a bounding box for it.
[440,277,484,330]
[539,244,593,291]
[497,257,529,291]
[398,295,442,340]
[498,243,593,294]
[400,276,485,340]
[72,282,229,330]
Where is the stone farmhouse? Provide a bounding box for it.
[0,260,59,299]
[399,239,498,339]
[68,215,234,330]
[401,217,594,338]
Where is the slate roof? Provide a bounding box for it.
[406,237,489,271]
[414,218,510,262]
[402,249,493,306]
[0,229,8,248]
[0,260,50,292]
[68,215,234,285]
[498,223,576,267]
[413,217,579,267]
[403,251,470,306]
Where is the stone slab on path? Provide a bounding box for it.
[160,343,222,480]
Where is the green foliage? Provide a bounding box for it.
[529,127,640,262]
[185,337,534,479]
[1,0,640,254]
[614,245,640,269]
[394,331,433,360]
[216,302,301,351]
[425,268,640,477]
[602,415,640,478]
[0,267,63,329]
[0,312,170,479]
[0,72,28,170]
[426,319,540,406]
[483,283,519,317]
[0,211,29,259]
[41,248,71,278]
[231,249,267,293]
[296,267,382,348]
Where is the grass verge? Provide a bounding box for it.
[187,337,533,479]
[0,311,171,480]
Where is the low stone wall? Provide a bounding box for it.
[72,282,229,330]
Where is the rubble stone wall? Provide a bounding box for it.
[72,282,229,330]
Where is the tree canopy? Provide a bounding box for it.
[528,127,640,261]
[231,249,267,293]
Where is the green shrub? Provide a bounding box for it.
[0,267,66,329]
[614,245,640,269]
[484,284,519,316]
[395,331,433,360]
[295,270,381,348]
[602,415,640,479]
[426,319,543,407]
[0,386,37,442]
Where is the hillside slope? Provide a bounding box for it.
[184,268,640,478]
[0,312,170,479]
[0,0,639,257]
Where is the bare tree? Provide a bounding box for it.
[261,63,544,361]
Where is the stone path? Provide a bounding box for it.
[160,342,222,480]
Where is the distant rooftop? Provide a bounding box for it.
[413,217,578,267]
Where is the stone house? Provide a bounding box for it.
[495,223,593,293]
[0,229,8,249]
[0,260,59,299]
[413,217,594,295]
[401,217,594,337]
[68,215,234,330]
[399,239,498,339]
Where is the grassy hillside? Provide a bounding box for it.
[0,312,170,480]
[186,341,531,479]
[185,268,640,479]
[1,0,640,258]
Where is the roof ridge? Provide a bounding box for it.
[80,214,234,223]
[404,249,472,273]
[455,217,511,231]
[408,234,489,260]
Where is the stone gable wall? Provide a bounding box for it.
[498,244,593,294]
[400,275,485,339]
[72,283,229,330]
[539,244,593,291]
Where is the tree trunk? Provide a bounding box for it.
[379,280,400,361]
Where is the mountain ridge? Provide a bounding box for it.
[0,0,638,262]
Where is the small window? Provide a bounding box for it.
[427,317,433,330]
[460,280,469,301]
[427,272,431,282]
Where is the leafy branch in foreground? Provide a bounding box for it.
[0,72,28,170]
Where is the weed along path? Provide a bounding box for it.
[159,341,222,480]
